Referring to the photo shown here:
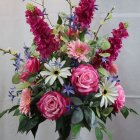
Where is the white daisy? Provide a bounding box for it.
[40,58,71,86]
[95,78,118,108]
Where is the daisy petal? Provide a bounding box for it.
[58,76,64,85]
[49,75,57,85]
[100,96,105,107]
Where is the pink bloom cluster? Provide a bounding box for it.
[114,84,126,112]
[20,57,40,81]
[19,88,32,115]
[71,64,99,95]
[75,0,95,29]
[67,40,90,62]
[37,91,68,120]
[26,7,59,59]
[93,22,129,70]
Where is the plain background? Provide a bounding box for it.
[0,0,140,140]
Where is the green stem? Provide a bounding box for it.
[0,48,18,58]
[94,7,115,40]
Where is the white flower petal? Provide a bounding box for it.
[49,75,57,85]
[61,60,66,67]
[40,71,51,76]
[44,63,52,71]
[58,76,64,85]
[100,96,105,107]
[104,97,108,108]
[45,75,52,84]
[107,96,116,104]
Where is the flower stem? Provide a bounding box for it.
[0,48,18,57]
[66,0,73,15]
[40,0,54,27]
[94,7,115,40]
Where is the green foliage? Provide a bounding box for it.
[71,108,84,124]
[95,127,103,140]
[121,106,139,119]
[27,74,37,83]
[18,115,39,133]
[98,67,109,77]
[57,15,63,25]
[98,121,112,140]
[71,123,82,137]
[71,97,83,106]
[97,37,111,51]
[101,107,113,117]
[16,82,31,90]
[12,73,20,84]
[121,106,129,119]
[84,107,96,128]
[0,105,19,118]
[99,53,110,57]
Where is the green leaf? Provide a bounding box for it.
[29,44,37,54]
[71,123,81,137]
[96,107,101,118]
[18,116,39,133]
[121,106,129,119]
[79,31,85,41]
[8,105,19,113]
[128,108,139,115]
[99,53,110,57]
[12,73,20,84]
[101,107,113,117]
[13,109,21,116]
[98,67,109,77]
[27,74,37,83]
[16,82,31,90]
[71,108,84,124]
[97,38,111,51]
[71,97,83,106]
[95,127,103,140]
[98,122,112,140]
[55,117,63,131]
[0,109,9,118]
[57,15,63,25]
[84,108,96,128]
[31,125,39,138]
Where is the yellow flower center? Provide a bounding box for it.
[76,47,84,54]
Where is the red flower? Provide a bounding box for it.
[26,6,59,59]
[75,0,95,29]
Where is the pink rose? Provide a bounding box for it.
[37,91,68,120]
[19,88,32,115]
[20,71,29,82]
[114,84,125,112]
[71,64,99,95]
[25,57,40,73]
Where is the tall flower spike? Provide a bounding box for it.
[25,4,59,59]
[75,0,95,29]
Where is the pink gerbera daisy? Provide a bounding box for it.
[67,40,90,62]
[19,88,32,115]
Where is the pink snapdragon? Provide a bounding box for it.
[93,22,129,70]
[71,64,99,95]
[26,6,59,59]
[67,40,90,62]
[19,88,32,115]
[75,0,95,29]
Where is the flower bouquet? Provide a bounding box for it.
[0,0,138,140]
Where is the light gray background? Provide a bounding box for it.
[0,0,140,140]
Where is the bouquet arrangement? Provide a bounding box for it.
[0,0,138,140]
